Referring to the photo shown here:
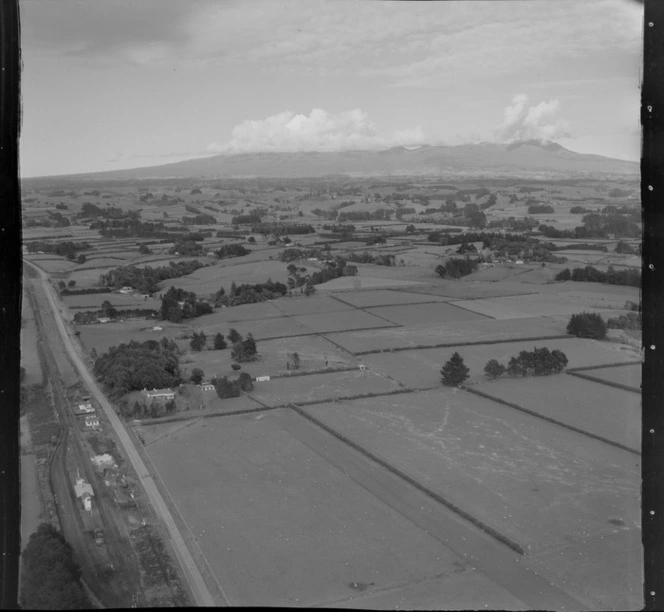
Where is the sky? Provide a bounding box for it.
[19,0,643,177]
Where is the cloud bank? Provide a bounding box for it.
[495,94,572,142]
[207,108,425,154]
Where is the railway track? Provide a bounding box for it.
[24,259,218,607]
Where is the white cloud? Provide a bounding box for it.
[207,108,425,154]
[494,94,572,142]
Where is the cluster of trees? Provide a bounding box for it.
[125,397,178,419]
[213,372,254,398]
[345,251,395,266]
[26,240,90,259]
[483,347,568,379]
[232,210,266,225]
[216,229,245,238]
[538,211,640,239]
[215,244,250,259]
[182,213,217,225]
[280,247,324,262]
[168,238,206,256]
[309,256,356,285]
[99,260,206,294]
[615,240,638,254]
[337,209,393,222]
[286,265,316,294]
[230,330,258,362]
[79,202,131,219]
[527,204,555,214]
[555,265,640,287]
[93,338,181,397]
[251,222,315,236]
[48,211,71,227]
[570,206,593,214]
[607,311,641,331]
[73,306,158,325]
[20,523,92,609]
[59,285,112,296]
[553,243,608,252]
[92,218,189,239]
[435,257,479,279]
[214,279,289,307]
[322,223,356,234]
[160,287,213,322]
[566,312,608,339]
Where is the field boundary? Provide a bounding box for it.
[566,360,643,372]
[565,370,641,394]
[288,403,526,556]
[263,365,361,380]
[354,334,572,356]
[460,385,640,455]
[254,322,400,342]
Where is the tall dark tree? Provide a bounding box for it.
[440,352,470,386]
[227,328,242,344]
[190,368,204,384]
[567,312,608,340]
[484,359,506,380]
[213,332,227,350]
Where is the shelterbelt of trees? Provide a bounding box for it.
[98,260,206,294]
[25,240,90,259]
[94,338,181,397]
[556,265,640,287]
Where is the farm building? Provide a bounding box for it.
[199,382,215,392]
[73,401,95,415]
[152,326,163,331]
[143,388,176,401]
[118,286,133,294]
[97,317,111,324]
[83,415,101,429]
[74,476,94,512]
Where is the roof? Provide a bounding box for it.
[74,478,94,499]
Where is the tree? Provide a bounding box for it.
[237,372,253,391]
[90,347,98,361]
[213,332,227,350]
[506,356,523,377]
[190,368,204,384]
[215,376,240,399]
[227,328,242,344]
[67,279,76,287]
[100,300,117,319]
[484,359,506,380]
[555,268,571,281]
[21,523,91,610]
[289,352,301,370]
[303,279,316,296]
[405,224,416,233]
[231,363,241,371]
[567,312,607,340]
[77,254,87,264]
[440,352,470,386]
[189,332,206,351]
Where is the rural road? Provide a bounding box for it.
[24,260,219,607]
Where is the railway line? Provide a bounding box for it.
[24,259,218,607]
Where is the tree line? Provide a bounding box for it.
[160,287,213,322]
[98,260,206,294]
[555,265,640,287]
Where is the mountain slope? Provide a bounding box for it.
[78,140,640,180]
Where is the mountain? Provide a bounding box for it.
[72,140,640,180]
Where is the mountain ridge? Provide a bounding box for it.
[33,140,639,181]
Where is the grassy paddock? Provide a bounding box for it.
[305,391,641,609]
[143,409,485,607]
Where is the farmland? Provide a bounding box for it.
[305,391,641,610]
[144,409,530,608]
[21,173,642,610]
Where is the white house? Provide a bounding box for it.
[119,286,133,294]
[74,477,94,512]
[84,415,101,429]
[144,388,175,401]
[97,317,111,324]
[199,382,215,392]
[76,402,95,414]
[152,326,163,331]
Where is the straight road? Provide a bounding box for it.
[25,260,218,607]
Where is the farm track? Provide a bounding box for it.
[24,260,218,607]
